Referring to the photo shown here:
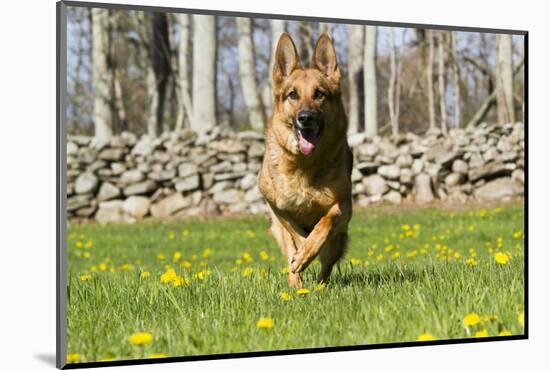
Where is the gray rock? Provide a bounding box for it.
[213,189,245,204]
[214,172,247,182]
[75,172,99,194]
[110,162,126,176]
[357,143,378,158]
[245,186,263,203]
[512,169,524,184]
[122,196,151,218]
[209,161,233,173]
[247,142,265,158]
[178,163,198,178]
[483,147,499,162]
[469,161,510,182]
[445,173,463,187]
[208,181,232,195]
[119,169,144,185]
[378,164,400,180]
[174,174,200,192]
[95,200,126,223]
[67,194,92,211]
[149,169,176,182]
[237,130,264,141]
[452,159,468,174]
[67,142,78,156]
[97,182,121,202]
[347,132,366,147]
[384,190,402,204]
[351,168,362,182]
[362,174,388,196]
[400,168,413,185]
[150,192,192,218]
[209,140,246,153]
[132,135,154,156]
[77,147,97,164]
[474,178,523,200]
[240,173,257,190]
[99,148,125,161]
[396,153,413,168]
[123,180,158,196]
[414,173,434,204]
[412,159,424,174]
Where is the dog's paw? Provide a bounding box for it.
[290,252,307,273]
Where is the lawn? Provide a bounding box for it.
[65,202,525,364]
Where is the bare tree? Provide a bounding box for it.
[298,21,313,65]
[387,28,402,137]
[347,25,364,133]
[426,29,436,131]
[451,31,461,128]
[364,25,378,138]
[236,17,266,131]
[150,12,171,137]
[91,8,114,141]
[437,31,448,135]
[192,15,217,133]
[496,34,515,124]
[319,23,332,36]
[175,14,193,130]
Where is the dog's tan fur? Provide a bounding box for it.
[258,33,353,288]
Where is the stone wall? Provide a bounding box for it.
[67,122,525,223]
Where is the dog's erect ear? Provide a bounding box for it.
[311,33,340,84]
[273,33,301,85]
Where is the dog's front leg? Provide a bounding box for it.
[290,202,350,274]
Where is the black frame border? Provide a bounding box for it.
[56,1,529,369]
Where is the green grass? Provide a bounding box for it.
[66,202,525,363]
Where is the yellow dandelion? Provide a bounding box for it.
[140,271,150,279]
[99,262,108,271]
[242,267,254,277]
[75,241,83,248]
[160,268,177,283]
[194,270,209,280]
[350,258,362,266]
[180,260,192,269]
[463,313,481,326]
[245,229,255,238]
[167,231,175,240]
[499,330,512,336]
[259,250,270,261]
[256,317,274,329]
[519,312,524,328]
[66,353,81,363]
[296,288,310,296]
[172,251,182,262]
[148,353,167,359]
[417,333,437,341]
[85,240,93,248]
[392,251,401,259]
[315,283,326,291]
[279,292,291,301]
[202,248,212,258]
[129,332,153,345]
[172,276,188,287]
[182,229,189,236]
[465,258,478,266]
[402,224,410,231]
[281,266,289,273]
[241,252,253,262]
[474,329,489,338]
[495,252,510,265]
[121,263,133,271]
[82,251,91,258]
[230,267,237,272]
[413,224,421,230]
[79,274,92,281]
[406,250,418,258]
[157,253,166,261]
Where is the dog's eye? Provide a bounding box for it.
[288,91,299,100]
[313,89,325,100]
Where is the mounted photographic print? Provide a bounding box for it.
[57,1,527,368]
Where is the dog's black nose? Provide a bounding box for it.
[296,110,318,128]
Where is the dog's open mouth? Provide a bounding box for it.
[296,126,322,156]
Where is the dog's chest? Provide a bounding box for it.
[275,171,335,215]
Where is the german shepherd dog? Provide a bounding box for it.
[259,33,353,288]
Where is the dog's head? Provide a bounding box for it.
[271,33,345,157]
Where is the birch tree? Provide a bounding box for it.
[437,31,448,135]
[387,28,402,137]
[347,25,364,133]
[298,21,313,65]
[364,25,378,137]
[149,12,171,137]
[175,14,193,130]
[496,34,515,124]
[319,23,332,36]
[236,17,266,131]
[91,8,114,141]
[451,31,460,128]
[192,15,217,133]
[426,29,436,131]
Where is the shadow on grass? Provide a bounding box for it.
[330,265,437,287]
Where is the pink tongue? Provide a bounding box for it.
[298,129,318,155]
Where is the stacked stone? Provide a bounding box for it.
[67,122,524,223]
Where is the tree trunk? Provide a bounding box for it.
[387,28,401,137]
[298,22,313,65]
[91,8,113,141]
[496,34,515,124]
[319,23,332,36]
[236,17,266,131]
[151,12,171,136]
[192,15,217,133]
[427,30,436,131]
[347,25,364,134]
[175,14,193,130]
[451,31,460,128]
[364,25,378,138]
[437,31,448,135]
